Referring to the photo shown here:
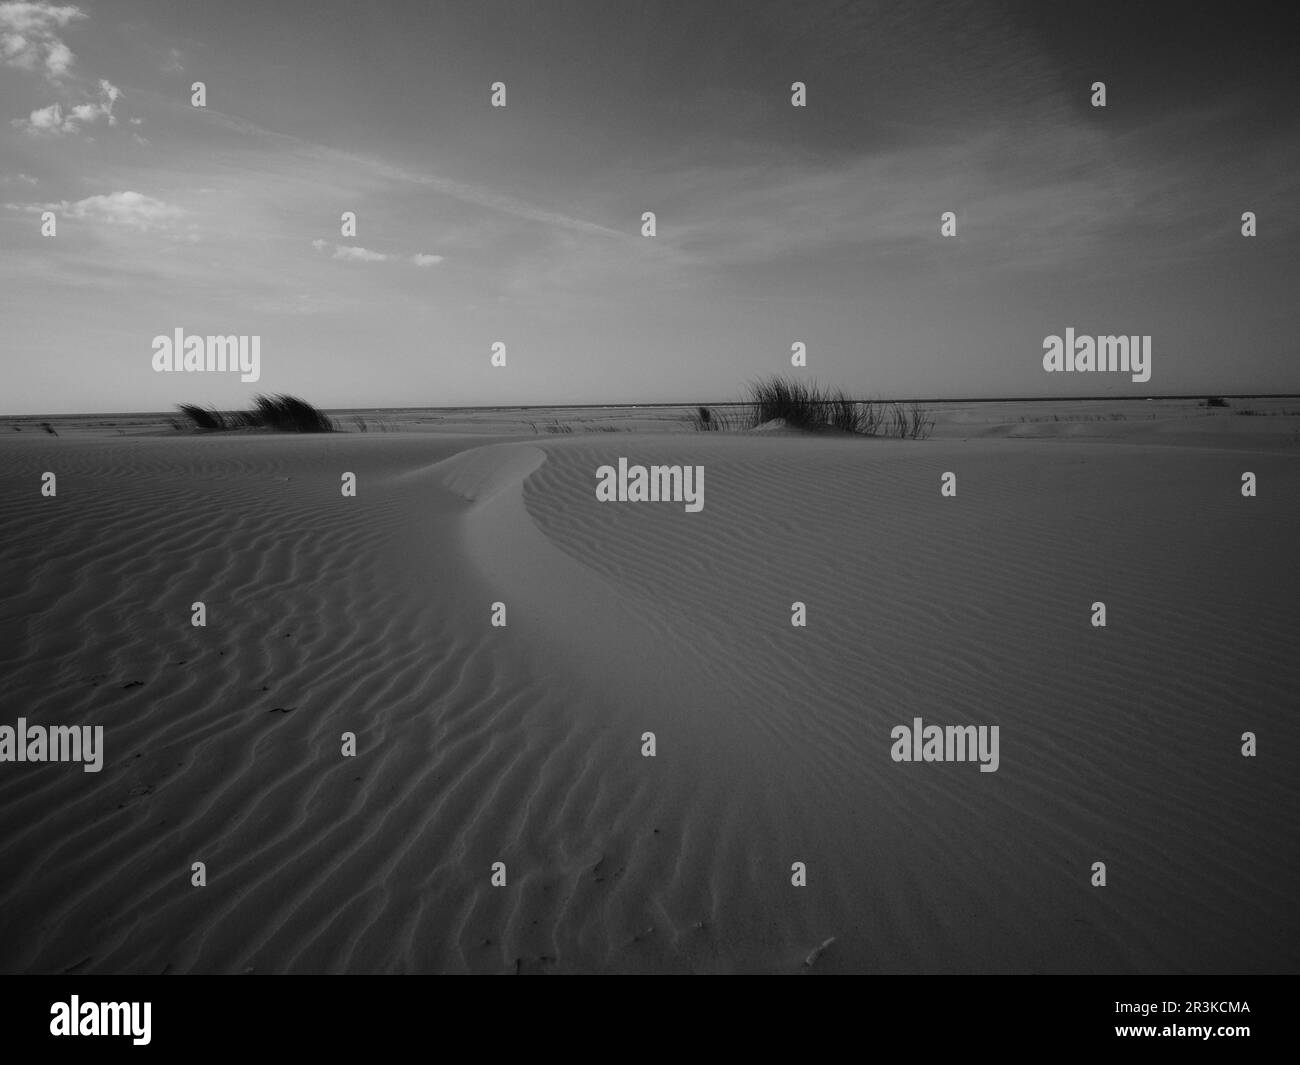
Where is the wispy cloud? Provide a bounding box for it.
[0,1,84,81]
[312,239,387,262]
[8,190,185,231]
[200,107,631,242]
[3,4,129,137]
[311,241,446,267]
[13,76,119,134]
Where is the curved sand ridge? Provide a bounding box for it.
[1,431,1298,972]
[518,433,1300,972]
[0,435,671,973]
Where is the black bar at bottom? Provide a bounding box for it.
[0,975,1287,1055]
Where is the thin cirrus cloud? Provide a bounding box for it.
[311,240,443,267]
[7,190,185,231]
[311,240,386,262]
[0,0,85,81]
[202,108,629,244]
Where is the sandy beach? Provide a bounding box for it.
[1,401,1296,973]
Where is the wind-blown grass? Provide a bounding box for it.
[176,395,335,433]
[735,377,934,438]
[251,394,336,432]
[177,404,235,431]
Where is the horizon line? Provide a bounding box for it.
[6,393,1300,420]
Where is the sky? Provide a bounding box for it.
[1,0,1297,414]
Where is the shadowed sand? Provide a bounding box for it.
[1,412,1298,973]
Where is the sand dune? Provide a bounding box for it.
[1,420,1297,972]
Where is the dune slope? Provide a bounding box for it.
[0,430,1296,973]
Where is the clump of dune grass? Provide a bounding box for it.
[745,376,825,430]
[738,376,935,437]
[743,377,876,433]
[176,395,335,433]
[177,403,232,431]
[251,394,336,432]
